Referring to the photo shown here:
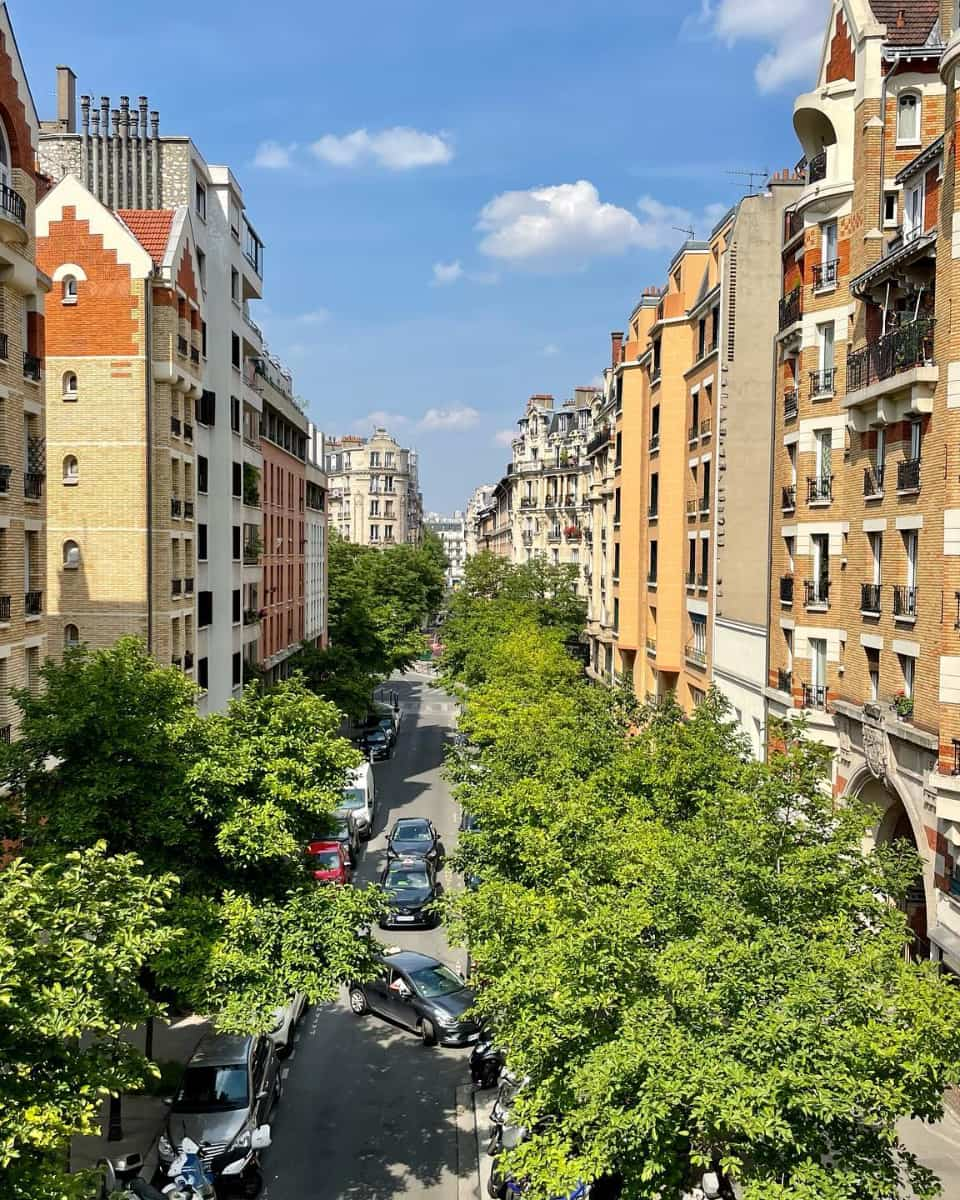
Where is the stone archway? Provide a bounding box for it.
[851,773,931,959]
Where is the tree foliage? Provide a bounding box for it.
[445,603,960,1200]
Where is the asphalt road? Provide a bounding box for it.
[265,669,470,1200]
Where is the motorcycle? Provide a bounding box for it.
[100,1152,167,1200]
[470,1037,505,1090]
[157,1132,270,1198]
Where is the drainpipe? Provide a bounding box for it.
[79,95,90,187]
[138,97,148,208]
[150,111,160,206]
[129,110,139,207]
[90,107,100,202]
[145,276,154,653]
[111,110,120,208]
[100,97,109,205]
[119,97,129,208]
[878,68,890,232]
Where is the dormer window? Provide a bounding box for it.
[897,92,920,146]
[62,275,78,305]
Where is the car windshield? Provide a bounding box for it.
[394,822,430,842]
[340,788,366,810]
[366,731,386,743]
[408,963,463,999]
[386,863,430,890]
[310,848,340,869]
[174,1064,248,1112]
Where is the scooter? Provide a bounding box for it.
[470,1037,504,1090]
[100,1152,167,1200]
[157,1131,270,1199]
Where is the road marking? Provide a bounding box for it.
[282,1066,291,1079]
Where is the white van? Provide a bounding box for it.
[337,762,376,839]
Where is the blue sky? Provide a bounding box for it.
[14,0,826,511]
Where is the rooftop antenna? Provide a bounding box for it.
[726,167,769,197]
[672,224,696,241]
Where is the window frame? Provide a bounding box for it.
[896,90,921,148]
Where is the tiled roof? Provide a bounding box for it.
[117,209,175,265]
[868,0,939,47]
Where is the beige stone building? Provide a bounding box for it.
[584,364,619,684]
[0,3,48,738]
[325,428,423,547]
[464,483,494,558]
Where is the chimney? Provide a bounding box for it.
[610,330,624,367]
[56,66,77,133]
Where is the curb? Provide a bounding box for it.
[456,1083,481,1200]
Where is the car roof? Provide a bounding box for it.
[307,840,340,852]
[188,1033,253,1066]
[393,817,430,831]
[348,762,370,785]
[381,949,444,972]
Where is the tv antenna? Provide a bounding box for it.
[726,167,769,196]
[672,224,696,242]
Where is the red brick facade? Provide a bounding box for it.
[262,440,305,664]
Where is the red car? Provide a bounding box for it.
[307,840,353,885]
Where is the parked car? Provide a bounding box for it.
[336,762,376,838]
[377,715,398,747]
[325,811,361,866]
[348,949,479,1046]
[268,993,307,1055]
[359,727,391,762]
[378,855,442,929]
[386,816,443,862]
[157,1033,279,1192]
[306,839,352,885]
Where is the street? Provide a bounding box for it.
[265,670,470,1200]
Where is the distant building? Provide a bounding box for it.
[464,485,495,558]
[425,511,466,589]
[325,428,423,547]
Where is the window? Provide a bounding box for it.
[897,91,920,145]
[198,390,216,426]
[909,418,922,462]
[688,536,697,579]
[369,452,381,467]
[64,623,79,648]
[613,543,621,580]
[232,589,241,625]
[866,647,880,703]
[370,500,379,516]
[816,321,835,387]
[62,454,78,485]
[788,443,797,486]
[196,247,206,288]
[869,531,883,585]
[691,614,707,656]
[700,536,709,583]
[198,656,209,690]
[883,191,898,227]
[231,395,241,433]
[62,371,78,400]
[198,523,208,561]
[815,428,832,482]
[370,525,380,542]
[385,524,393,541]
[232,461,242,498]
[62,539,80,568]
[810,637,827,690]
[232,525,241,561]
[648,540,658,583]
[201,320,207,359]
[651,405,660,442]
[231,333,241,369]
[899,652,915,699]
[62,275,77,305]
[232,651,242,687]
[231,267,240,304]
[701,461,711,509]
[904,182,923,240]
[876,427,886,470]
[649,473,659,515]
[904,529,918,590]
[198,455,209,494]
[198,590,213,628]
[195,179,207,220]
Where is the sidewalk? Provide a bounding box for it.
[70,1014,210,1178]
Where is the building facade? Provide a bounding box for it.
[325,428,423,547]
[0,3,48,737]
[464,484,494,558]
[424,511,466,589]
[304,424,327,650]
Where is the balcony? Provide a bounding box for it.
[804,578,830,609]
[777,668,793,695]
[784,388,799,420]
[700,418,712,441]
[807,151,827,184]
[23,473,42,500]
[547,532,561,544]
[586,427,611,455]
[860,583,882,615]
[685,644,707,668]
[863,466,884,498]
[812,258,839,291]
[779,286,801,331]
[519,497,536,508]
[781,485,796,511]
[24,590,42,617]
[243,609,261,626]
[780,575,794,604]
[809,367,835,398]
[897,457,921,494]
[688,424,699,444]
[802,682,827,710]
[172,578,183,597]
[522,531,534,546]
[563,495,578,507]
[843,320,936,428]
[646,637,656,657]
[0,181,26,235]
[22,353,41,382]
[807,475,832,505]
[686,498,699,517]
[243,543,261,564]
[893,585,918,620]
[171,497,182,518]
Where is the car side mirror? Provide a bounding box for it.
[251,1125,271,1151]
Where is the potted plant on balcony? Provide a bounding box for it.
[563,524,581,539]
[893,691,914,719]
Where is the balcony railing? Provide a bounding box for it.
[860,583,882,614]
[897,457,921,493]
[807,475,832,504]
[547,532,561,544]
[520,497,536,508]
[784,207,803,241]
[243,609,261,626]
[781,485,796,511]
[686,498,699,516]
[685,570,696,589]
[685,644,707,668]
[647,573,658,588]
[804,578,830,608]
[893,585,918,619]
[23,353,41,382]
[699,494,709,514]
[646,637,656,656]
[802,682,827,710]
[700,418,712,440]
[24,590,42,616]
[545,497,557,509]
[846,319,935,394]
[23,473,42,500]
[812,259,839,290]
[784,388,798,420]
[243,544,260,564]
[0,182,26,226]
[864,466,884,497]
[780,575,794,604]
[808,151,827,184]
[647,505,658,519]
[779,286,801,330]
[648,433,660,452]
[777,668,793,695]
[809,367,835,397]
[171,497,182,518]
[0,595,10,621]
[688,424,698,444]
[522,531,533,546]
[697,571,708,590]
[586,427,611,455]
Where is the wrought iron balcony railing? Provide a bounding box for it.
[846,319,935,394]
[779,286,801,330]
[781,485,796,510]
[804,578,831,608]
[780,575,794,604]
[809,367,835,397]
[24,590,42,616]
[783,388,799,420]
[812,258,839,290]
[808,151,827,183]
[685,644,707,667]
[23,353,41,382]
[23,472,42,499]
[864,466,884,497]
[0,182,26,226]
[897,457,921,493]
[802,682,827,709]
[777,668,793,695]
[807,475,833,504]
[893,585,918,619]
[860,583,882,614]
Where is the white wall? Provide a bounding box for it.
[713,618,767,759]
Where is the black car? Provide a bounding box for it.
[348,950,479,1046]
[386,817,442,862]
[317,812,360,866]
[359,728,391,761]
[377,855,441,929]
[377,716,398,747]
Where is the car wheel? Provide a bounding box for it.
[420,1018,438,1046]
[272,1072,283,1107]
[242,1166,264,1198]
[348,986,369,1015]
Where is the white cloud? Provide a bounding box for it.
[542,343,560,357]
[253,140,296,169]
[476,181,724,269]
[352,410,410,433]
[693,0,825,92]
[418,406,480,432]
[432,260,463,286]
[494,429,517,447]
[311,127,454,170]
[296,308,330,325]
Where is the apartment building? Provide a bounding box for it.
[305,424,327,650]
[0,4,48,737]
[424,510,466,589]
[474,482,512,559]
[326,428,423,547]
[464,484,494,558]
[767,0,954,961]
[584,359,620,684]
[38,74,270,711]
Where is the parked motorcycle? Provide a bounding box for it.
[470,1036,505,1090]
[100,1151,166,1200]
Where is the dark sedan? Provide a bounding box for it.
[359,728,391,761]
[377,856,441,929]
[348,950,479,1046]
[386,817,442,862]
[316,812,360,866]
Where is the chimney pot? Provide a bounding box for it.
[610,331,624,368]
[56,66,77,133]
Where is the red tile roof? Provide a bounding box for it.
[117,209,175,265]
[868,0,939,47]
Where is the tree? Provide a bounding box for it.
[447,616,960,1200]
[0,845,175,1200]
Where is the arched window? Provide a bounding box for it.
[62,371,78,400]
[62,275,78,305]
[62,455,79,485]
[62,539,81,569]
[64,624,79,647]
[0,118,10,188]
[897,92,920,145]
